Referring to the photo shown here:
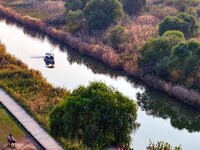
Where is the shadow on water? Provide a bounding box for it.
[0,16,135,80]
[0,16,46,40]
[137,87,200,133]
[1,16,200,134]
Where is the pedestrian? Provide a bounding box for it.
[7,133,16,147]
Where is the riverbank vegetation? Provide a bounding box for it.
[1,0,200,108]
[147,141,182,150]
[0,43,68,126]
[50,82,137,149]
[1,0,199,148]
[0,43,138,149]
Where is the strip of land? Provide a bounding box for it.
[0,88,64,150]
[0,4,199,108]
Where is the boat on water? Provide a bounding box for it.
[44,53,55,67]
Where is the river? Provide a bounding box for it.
[0,18,200,150]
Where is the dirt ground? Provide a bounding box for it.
[0,136,43,150]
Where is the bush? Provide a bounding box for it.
[120,0,146,15]
[138,30,185,77]
[65,0,89,11]
[146,141,182,150]
[50,82,137,149]
[83,0,124,30]
[108,25,132,52]
[65,10,85,32]
[159,13,199,37]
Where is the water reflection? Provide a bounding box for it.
[137,87,200,132]
[0,16,130,79]
[0,16,46,40]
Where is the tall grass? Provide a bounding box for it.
[0,43,68,127]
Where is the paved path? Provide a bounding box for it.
[0,89,64,150]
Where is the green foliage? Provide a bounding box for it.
[0,104,26,146]
[50,82,137,149]
[146,141,182,150]
[159,13,199,37]
[65,0,88,11]
[120,0,146,15]
[83,0,124,30]
[138,30,185,77]
[108,25,131,52]
[138,28,200,90]
[66,10,85,32]
[169,40,200,87]
[49,101,66,137]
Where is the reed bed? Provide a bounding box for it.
[125,15,160,49]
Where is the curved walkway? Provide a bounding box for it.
[0,88,64,150]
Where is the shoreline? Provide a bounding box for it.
[0,5,200,108]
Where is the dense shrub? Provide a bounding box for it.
[65,0,89,11]
[50,82,137,149]
[108,25,132,52]
[138,28,200,90]
[65,10,85,32]
[120,0,146,15]
[138,30,185,78]
[159,13,199,37]
[83,0,124,30]
[168,40,200,88]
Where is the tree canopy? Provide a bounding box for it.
[138,30,185,78]
[49,82,137,149]
[83,0,124,30]
[159,13,199,38]
[65,0,89,11]
[138,29,200,90]
[120,0,146,15]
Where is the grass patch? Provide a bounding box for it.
[0,104,25,147]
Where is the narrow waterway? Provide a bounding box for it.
[1,18,200,149]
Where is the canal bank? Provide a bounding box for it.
[1,17,200,149]
[0,5,200,108]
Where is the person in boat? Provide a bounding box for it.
[7,134,16,147]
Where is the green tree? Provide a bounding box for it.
[66,10,85,32]
[159,13,199,37]
[50,82,137,149]
[83,0,124,30]
[169,40,200,87]
[120,0,146,15]
[65,0,89,11]
[138,30,185,76]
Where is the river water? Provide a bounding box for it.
[0,18,200,149]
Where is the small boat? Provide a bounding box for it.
[44,53,55,66]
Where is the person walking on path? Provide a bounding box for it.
[7,133,16,147]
